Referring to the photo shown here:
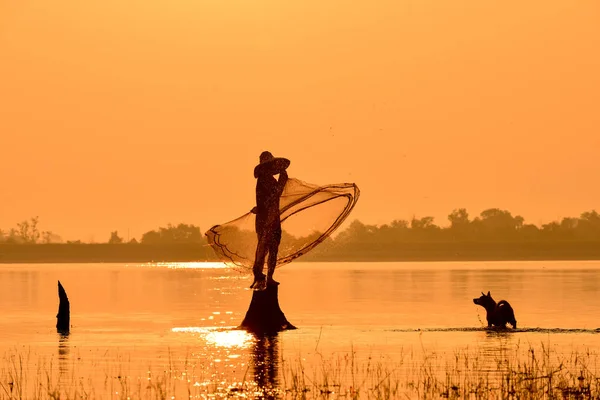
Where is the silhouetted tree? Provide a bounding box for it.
[335,220,377,244]
[578,210,600,239]
[108,231,124,244]
[448,208,470,228]
[391,219,409,229]
[4,228,20,243]
[409,216,441,241]
[447,208,471,240]
[140,230,160,243]
[471,209,524,240]
[16,216,41,243]
[141,223,204,244]
[410,216,436,230]
[541,221,560,235]
[42,231,62,244]
[561,217,578,230]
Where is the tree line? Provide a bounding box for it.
[0,217,62,244]
[1,208,599,246]
[107,223,205,245]
[331,208,600,246]
[0,219,207,245]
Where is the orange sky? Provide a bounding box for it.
[1,0,599,241]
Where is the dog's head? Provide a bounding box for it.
[473,291,495,308]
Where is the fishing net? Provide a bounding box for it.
[205,178,360,272]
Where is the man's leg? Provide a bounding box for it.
[251,231,268,289]
[266,226,282,285]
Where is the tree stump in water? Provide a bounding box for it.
[239,285,296,334]
[56,280,70,334]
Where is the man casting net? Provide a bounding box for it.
[205,152,360,283]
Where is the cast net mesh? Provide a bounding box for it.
[205,178,360,273]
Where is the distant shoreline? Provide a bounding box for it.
[2,242,600,263]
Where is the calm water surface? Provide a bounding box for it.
[1,261,600,397]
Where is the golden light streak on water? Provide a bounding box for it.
[171,327,254,349]
[166,262,228,269]
[139,262,229,269]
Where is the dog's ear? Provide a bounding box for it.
[481,292,485,296]
[487,291,491,297]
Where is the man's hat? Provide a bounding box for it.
[254,151,290,178]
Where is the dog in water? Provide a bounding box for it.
[473,291,517,329]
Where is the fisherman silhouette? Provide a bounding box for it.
[250,151,290,290]
[205,153,359,277]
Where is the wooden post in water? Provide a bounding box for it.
[56,280,70,334]
[239,285,296,334]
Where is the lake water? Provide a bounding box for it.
[2,261,600,398]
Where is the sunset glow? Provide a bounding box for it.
[1,1,598,241]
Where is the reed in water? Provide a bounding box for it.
[0,341,598,399]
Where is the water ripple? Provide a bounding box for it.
[389,327,600,334]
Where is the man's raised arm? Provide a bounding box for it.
[277,170,288,196]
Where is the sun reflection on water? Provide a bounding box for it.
[142,262,229,269]
[172,327,254,349]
